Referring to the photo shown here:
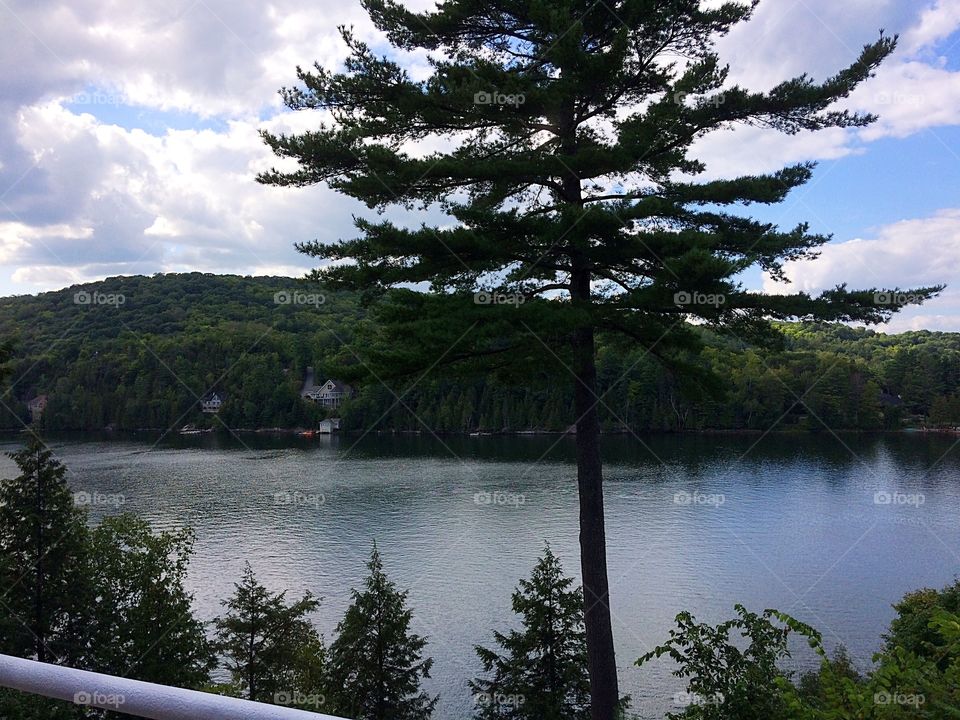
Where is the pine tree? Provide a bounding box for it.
[470,546,591,720]
[214,563,325,705]
[0,438,88,664]
[259,3,940,716]
[327,545,437,720]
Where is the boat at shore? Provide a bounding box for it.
[178,424,210,435]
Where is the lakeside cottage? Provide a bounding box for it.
[300,367,353,408]
[311,379,351,408]
[201,393,224,413]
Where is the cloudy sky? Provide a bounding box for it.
[1,0,959,331]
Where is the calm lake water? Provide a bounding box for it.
[1,431,958,719]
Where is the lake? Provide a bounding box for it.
[1,431,958,719]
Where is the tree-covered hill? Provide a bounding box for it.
[0,273,363,431]
[0,273,958,433]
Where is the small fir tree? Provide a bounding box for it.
[327,545,437,720]
[0,439,88,664]
[214,562,324,704]
[470,546,591,720]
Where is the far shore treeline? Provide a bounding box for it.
[1,272,958,434]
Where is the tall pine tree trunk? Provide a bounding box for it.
[571,265,619,720]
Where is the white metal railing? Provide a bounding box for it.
[0,653,346,720]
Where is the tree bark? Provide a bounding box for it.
[570,265,619,720]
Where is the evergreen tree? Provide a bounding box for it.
[0,438,88,664]
[470,546,591,720]
[260,3,938,716]
[214,563,325,704]
[327,545,437,720]
[86,515,215,688]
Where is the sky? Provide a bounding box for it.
[1,0,959,332]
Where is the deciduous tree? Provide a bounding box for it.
[86,515,215,687]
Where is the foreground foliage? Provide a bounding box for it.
[214,563,324,705]
[0,439,211,718]
[0,441,89,665]
[639,580,960,719]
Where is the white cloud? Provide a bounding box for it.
[689,126,857,181]
[11,264,89,287]
[762,210,960,332]
[3,99,454,293]
[0,0,958,337]
[902,0,960,55]
[715,0,921,91]
[4,101,366,287]
[692,0,960,178]
[849,59,960,140]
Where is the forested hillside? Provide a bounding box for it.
[0,273,362,431]
[1,273,958,433]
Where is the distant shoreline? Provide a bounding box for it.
[7,426,959,438]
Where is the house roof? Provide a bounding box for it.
[300,377,351,399]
